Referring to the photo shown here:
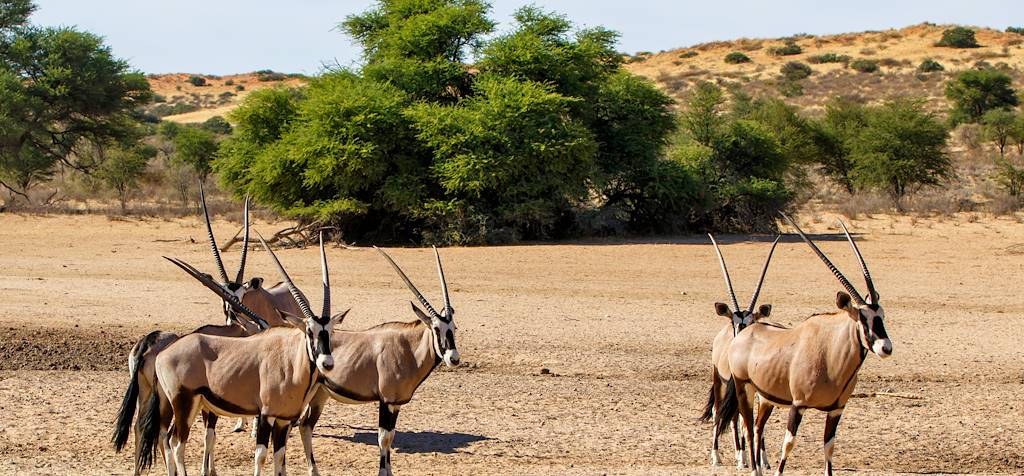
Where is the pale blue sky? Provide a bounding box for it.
[31,1,1022,75]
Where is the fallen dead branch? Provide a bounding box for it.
[220,221,364,250]
[851,391,925,400]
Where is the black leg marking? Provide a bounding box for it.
[256,417,272,447]
[824,411,843,476]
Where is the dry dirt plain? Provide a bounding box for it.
[0,212,1022,475]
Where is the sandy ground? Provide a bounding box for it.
[0,212,1022,475]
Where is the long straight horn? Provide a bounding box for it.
[233,195,250,284]
[375,247,440,318]
[256,232,316,320]
[837,220,878,304]
[163,256,269,330]
[780,213,866,306]
[433,246,452,317]
[319,232,330,319]
[748,235,781,313]
[199,182,229,283]
[708,234,740,313]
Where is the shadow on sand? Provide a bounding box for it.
[316,426,491,454]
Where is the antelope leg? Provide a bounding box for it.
[823,409,844,476]
[776,407,805,476]
[735,383,760,476]
[272,421,290,476]
[299,389,328,476]
[378,403,401,476]
[201,411,218,476]
[755,400,774,470]
[254,416,274,476]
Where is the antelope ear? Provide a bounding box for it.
[330,308,350,327]
[836,292,853,312]
[232,312,258,333]
[758,304,772,318]
[278,309,305,329]
[247,277,263,289]
[410,301,432,325]
[714,302,731,317]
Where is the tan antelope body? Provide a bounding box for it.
[700,235,779,469]
[299,247,460,476]
[137,233,344,476]
[720,216,892,476]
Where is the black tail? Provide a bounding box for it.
[698,380,716,422]
[112,332,157,451]
[136,391,162,470]
[715,378,739,437]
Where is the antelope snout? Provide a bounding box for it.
[873,338,892,359]
[317,354,335,371]
[444,349,461,367]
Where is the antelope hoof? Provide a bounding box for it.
[710,449,721,466]
[231,419,246,433]
[736,450,748,469]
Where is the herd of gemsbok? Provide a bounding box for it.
[111,190,891,476]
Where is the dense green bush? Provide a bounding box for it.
[780,61,812,81]
[917,58,944,72]
[668,82,793,232]
[188,75,206,87]
[807,53,850,64]
[724,51,751,64]
[150,102,199,117]
[255,70,288,81]
[936,27,979,48]
[679,50,698,59]
[767,41,802,56]
[408,75,596,240]
[201,115,232,135]
[849,59,879,73]
[849,98,951,206]
[945,69,1018,125]
[1008,26,1024,35]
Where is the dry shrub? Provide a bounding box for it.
[988,193,1022,215]
[973,50,1010,60]
[835,193,892,218]
[904,190,972,216]
[860,47,877,55]
[737,39,763,51]
[956,124,984,151]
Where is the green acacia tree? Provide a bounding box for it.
[97,143,156,213]
[982,109,1017,156]
[813,97,869,194]
[172,126,218,183]
[0,1,150,203]
[217,1,679,242]
[340,0,494,102]
[670,82,792,232]
[850,98,951,207]
[945,69,1018,125]
[408,74,596,240]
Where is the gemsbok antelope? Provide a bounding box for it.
[113,189,285,475]
[700,234,779,469]
[298,246,460,476]
[138,233,347,476]
[720,214,892,476]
